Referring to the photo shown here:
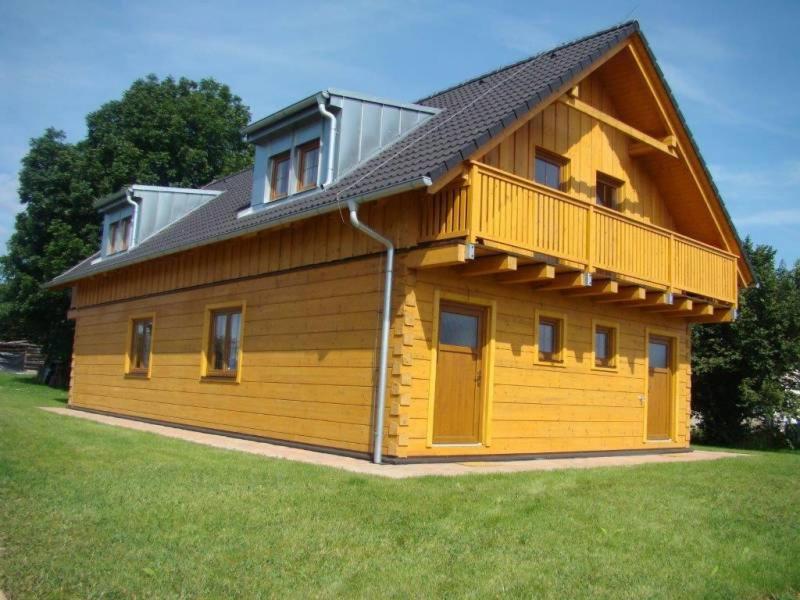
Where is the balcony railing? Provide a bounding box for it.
[421,161,738,304]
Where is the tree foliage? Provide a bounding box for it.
[0,76,251,369]
[692,240,800,445]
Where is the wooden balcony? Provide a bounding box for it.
[420,161,738,306]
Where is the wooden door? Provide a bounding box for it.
[432,303,484,444]
[647,336,673,440]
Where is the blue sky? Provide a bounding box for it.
[1,0,799,263]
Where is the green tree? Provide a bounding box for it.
[85,75,252,192]
[692,240,800,445]
[0,76,252,375]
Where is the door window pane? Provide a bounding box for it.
[439,311,478,348]
[649,341,669,369]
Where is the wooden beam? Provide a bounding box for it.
[642,297,693,313]
[406,244,468,270]
[596,286,647,303]
[688,302,714,317]
[563,279,618,297]
[460,254,517,277]
[532,271,592,292]
[497,263,555,284]
[629,137,678,157]
[559,96,678,159]
[687,306,736,324]
[628,291,673,308]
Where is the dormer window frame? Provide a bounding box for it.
[296,138,321,193]
[106,214,133,255]
[269,150,292,201]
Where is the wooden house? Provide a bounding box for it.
[49,22,752,463]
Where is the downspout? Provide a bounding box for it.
[347,200,393,464]
[317,93,337,187]
[125,188,139,249]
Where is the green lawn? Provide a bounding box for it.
[1,374,799,599]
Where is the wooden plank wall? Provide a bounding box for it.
[392,261,691,458]
[482,71,676,229]
[71,255,398,454]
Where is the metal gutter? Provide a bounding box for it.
[124,189,139,250]
[45,176,432,288]
[346,200,393,464]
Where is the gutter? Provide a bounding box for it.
[45,176,432,289]
[347,200,393,464]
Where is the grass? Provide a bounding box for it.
[0,374,799,599]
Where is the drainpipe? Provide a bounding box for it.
[347,200,393,464]
[317,94,337,187]
[125,188,139,249]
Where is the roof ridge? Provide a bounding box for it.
[415,20,639,105]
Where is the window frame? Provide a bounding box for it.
[107,215,132,255]
[592,319,619,371]
[595,172,623,210]
[201,302,246,382]
[296,138,321,192]
[534,309,567,366]
[269,151,292,201]
[533,147,569,192]
[125,314,155,378]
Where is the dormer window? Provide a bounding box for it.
[270,151,291,200]
[107,216,132,255]
[297,139,321,192]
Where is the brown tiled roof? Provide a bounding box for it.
[50,21,645,287]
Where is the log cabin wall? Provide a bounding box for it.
[391,260,691,458]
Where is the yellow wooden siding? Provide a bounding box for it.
[71,256,395,454]
[482,71,675,228]
[392,261,691,458]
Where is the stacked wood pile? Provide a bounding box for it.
[0,340,44,373]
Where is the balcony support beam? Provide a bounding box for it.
[564,279,618,297]
[460,254,517,277]
[407,243,471,270]
[642,297,693,313]
[532,271,592,292]
[497,263,555,284]
[596,286,647,303]
[687,306,736,324]
[628,291,673,308]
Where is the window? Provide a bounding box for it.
[594,324,616,369]
[127,317,153,376]
[534,149,567,190]
[536,312,565,364]
[107,216,132,254]
[206,307,243,378]
[270,151,291,200]
[296,139,320,191]
[596,173,622,209]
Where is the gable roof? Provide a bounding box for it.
[51,20,747,288]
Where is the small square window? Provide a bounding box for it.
[270,152,291,200]
[538,316,564,363]
[534,149,567,191]
[596,173,622,209]
[128,317,153,375]
[207,307,243,378]
[594,325,616,368]
[297,139,320,192]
